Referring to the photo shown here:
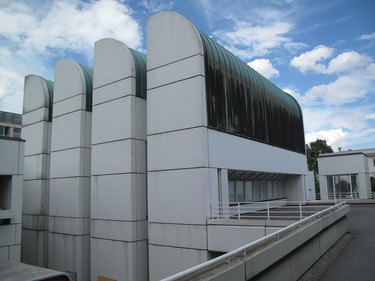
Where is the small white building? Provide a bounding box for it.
[318,148,375,200]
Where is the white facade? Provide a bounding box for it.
[21,75,53,266]
[147,12,308,280]
[318,150,373,200]
[0,137,24,261]
[48,60,92,281]
[90,38,148,281]
[20,12,311,281]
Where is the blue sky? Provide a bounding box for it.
[1,0,374,150]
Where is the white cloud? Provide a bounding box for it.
[291,46,375,106]
[283,87,301,100]
[326,51,372,74]
[302,74,374,106]
[248,59,279,78]
[305,128,348,151]
[0,0,143,113]
[358,32,375,41]
[0,66,24,113]
[0,2,37,39]
[214,21,293,58]
[290,45,334,73]
[1,0,142,58]
[140,0,174,13]
[366,113,375,120]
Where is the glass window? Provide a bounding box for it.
[261,182,268,200]
[0,126,4,136]
[245,182,253,201]
[13,127,21,138]
[229,181,235,202]
[236,181,245,202]
[253,182,261,201]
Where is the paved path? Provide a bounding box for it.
[317,204,375,281]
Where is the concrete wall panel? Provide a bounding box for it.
[50,148,90,178]
[22,122,50,156]
[91,220,147,241]
[91,239,148,281]
[48,233,90,281]
[51,111,91,151]
[148,127,208,171]
[147,76,207,135]
[149,223,207,249]
[149,244,209,281]
[318,153,369,175]
[148,168,210,224]
[91,140,146,175]
[147,54,205,90]
[92,95,146,144]
[49,217,90,235]
[22,180,48,214]
[22,108,50,127]
[49,177,90,217]
[0,140,23,175]
[23,154,49,180]
[208,225,265,252]
[208,129,307,175]
[91,174,146,221]
[93,78,135,105]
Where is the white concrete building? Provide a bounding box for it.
[147,12,308,280]
[0,136,24,261]
[0,111,22,138]
[318,149,375,200]
[20,11,312,281]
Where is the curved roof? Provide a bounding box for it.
[78,64,93,112]
[200,32,305,154]
[42,78,54,121]
[129,48,147,99]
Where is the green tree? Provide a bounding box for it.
[306,139,333,175]
[306,139,333,196]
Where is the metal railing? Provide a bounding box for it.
[161,201,347,281]
[210,200,330,221]
[316,192,375,200]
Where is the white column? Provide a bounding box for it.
[147,12,211,281]
[90,38,148,281]
[319,175,329,200]
[49,60,92,281]
[21,75,53,266]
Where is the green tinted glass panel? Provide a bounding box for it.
[130,49,147,99]
[200,32,305,154]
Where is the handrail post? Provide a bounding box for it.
[267,202,270,221]
[299,202,302,220]
[237,202,240,220]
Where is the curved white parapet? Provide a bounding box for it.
[23,75,53,125]
[53,59,92,111]
[147,12,204,70]
[93,38,136,89]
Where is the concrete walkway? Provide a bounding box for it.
[317,204,375,281]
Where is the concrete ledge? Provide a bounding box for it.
[178,204,349,281]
